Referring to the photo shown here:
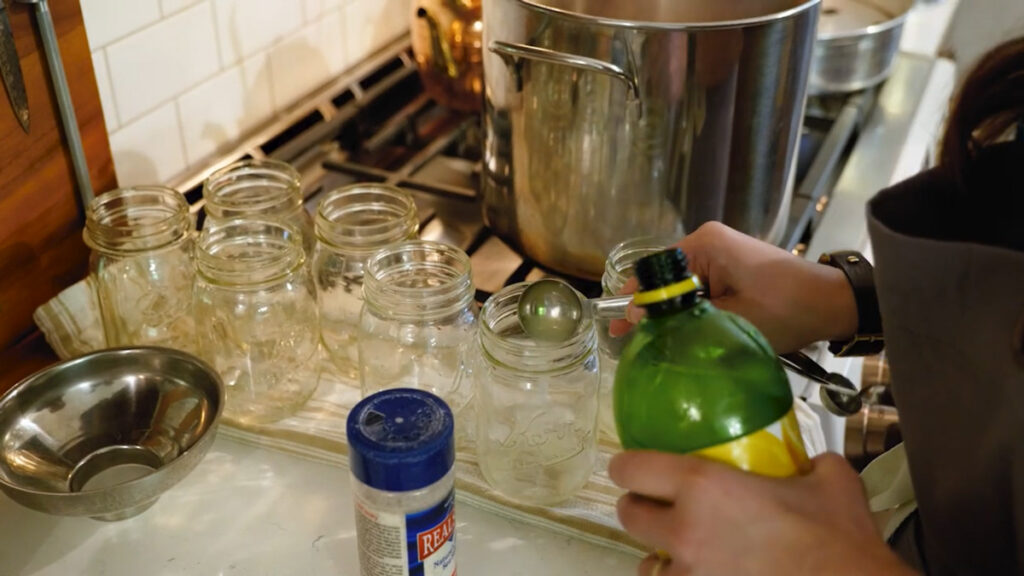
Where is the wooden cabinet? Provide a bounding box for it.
[0,0,117,392]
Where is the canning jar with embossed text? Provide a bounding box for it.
[84,186,196,352]
[472,282,600,505]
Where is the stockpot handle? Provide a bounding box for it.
[489,40,640,100]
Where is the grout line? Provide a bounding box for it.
[172,98,193,173]
[302,0,316,24]
[97,48,123,130]
[90,0,193,52]
[263,45,279,113]
[207,0,227,71]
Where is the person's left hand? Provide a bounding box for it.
[609,451,916,576]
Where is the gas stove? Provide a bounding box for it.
[177,37,869,299]
[172,37,956,456]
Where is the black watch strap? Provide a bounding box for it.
[818,251,885,357]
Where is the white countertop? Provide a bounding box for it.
[901,0,962,57]
[0,436,637,576]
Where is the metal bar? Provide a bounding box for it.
[322,160,393,181]
[781,95,865,252]
[22,0,93,204]
[387,120,471,183]
[396,178,476,200]
[362,93,433,152]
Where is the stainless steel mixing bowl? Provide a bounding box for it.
[0,347,224,521]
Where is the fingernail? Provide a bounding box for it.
[626,304,644,324]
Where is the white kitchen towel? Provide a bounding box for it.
[33,278,830,559]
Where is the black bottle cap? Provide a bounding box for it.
[635,248,691,292]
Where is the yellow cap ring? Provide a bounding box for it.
[632,277,702,306]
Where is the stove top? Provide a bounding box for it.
[173,36,956,457]
[178,37,875,301]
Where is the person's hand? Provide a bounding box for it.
[609,451,916,576]
[609,222,858,353]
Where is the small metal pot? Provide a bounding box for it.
[808,0,915,95]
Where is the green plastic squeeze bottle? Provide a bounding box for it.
[613,248,809,477]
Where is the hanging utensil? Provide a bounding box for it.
[0,0,29,132]
[17,0,92,205]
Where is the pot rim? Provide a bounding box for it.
[815,0,913,43]
[515,0,821,31]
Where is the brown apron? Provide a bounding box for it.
[867,140,1024,574]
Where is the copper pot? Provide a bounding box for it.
[410,0,484,112]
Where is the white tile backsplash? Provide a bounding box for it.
[90,50,119,132]
[88,0,410,187]
[213,0,305,66]
[303,0,345,22]
[81,0,161,50]
[177,64,275,166]
[268,11,348,111]
[345,0,410,66]
[106,3,221,124]
[161,0,204,16]
[109,101,188,187]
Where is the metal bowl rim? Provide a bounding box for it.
[815,0,914,42]
[0,346,224,500]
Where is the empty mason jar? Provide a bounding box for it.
[473,283,600,505]
[83,186,196,352]
[597,236,674,442]
[359,241,476,414]
[203,159,315,255]
[313,184,419,380]
[194,219,320,425]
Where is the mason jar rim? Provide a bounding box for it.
[195,218,305,287]
[84,186,192,254]
[315,184,419,252]
[363,240,474,320]
[603,236,677,295]
[203,159,302,215]
[479,282,597,373]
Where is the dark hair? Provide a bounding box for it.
[940,37,1024,186]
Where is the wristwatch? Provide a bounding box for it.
[818,251,885,357]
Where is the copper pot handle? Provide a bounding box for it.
[488,40,640,101]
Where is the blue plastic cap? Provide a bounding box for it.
[347,388,455,492]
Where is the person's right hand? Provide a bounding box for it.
[609,222,858,354]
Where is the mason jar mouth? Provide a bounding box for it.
[196,219,305,287]
[203,159,303,216]
[315,184,419,252]
[363,241,474,320]
[603,236,677,295]
[479,283,597,373]
[84,186,192,253]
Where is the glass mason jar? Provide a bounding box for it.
[203,159,315,255]
[312,184,419,380]
[83,186,196,352]
[473,283,600,505]
[193,219,320,425]
[597,237,675,443]
[359,241,477,413]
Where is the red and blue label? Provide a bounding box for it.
[407,490,455,576]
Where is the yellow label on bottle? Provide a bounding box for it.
[694,408,810,477]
